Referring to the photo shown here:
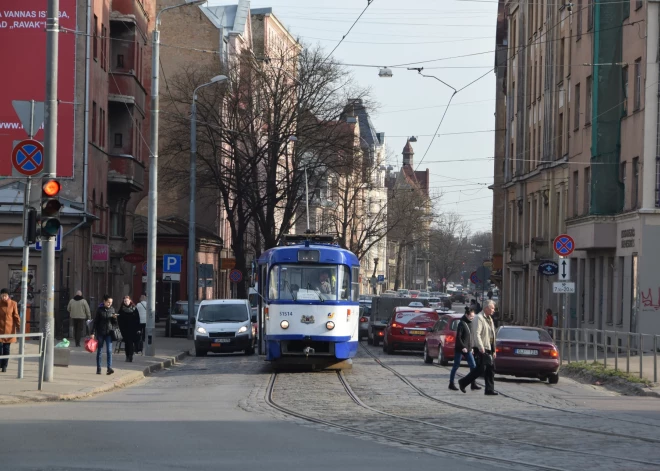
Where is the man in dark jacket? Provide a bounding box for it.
[91,294,117,375]
[449,310,480,391]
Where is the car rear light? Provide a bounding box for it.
[496,346,512,354]
[391,322,402,329]
[445,335,455,343]
[542,348,559,358]
[360,317,368,323]
[378,331,384,336]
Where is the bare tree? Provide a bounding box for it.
[428,213,470,284]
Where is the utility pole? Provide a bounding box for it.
[42,0,59,382]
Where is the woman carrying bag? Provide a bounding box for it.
[117,295,140,362]
[91,294,117,375]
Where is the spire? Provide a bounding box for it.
[402,139,414,166]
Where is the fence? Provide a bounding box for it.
[549,327,659,383]
[0,333,46,390]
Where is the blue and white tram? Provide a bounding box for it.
[256,235,361,367]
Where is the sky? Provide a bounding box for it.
[209,0,498,234]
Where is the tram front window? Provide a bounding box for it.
[270,265,350,301]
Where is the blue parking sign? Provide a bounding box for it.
[35,226,62,251]
[163,254,181,273]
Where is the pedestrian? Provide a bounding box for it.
[136,294,147,342]
[0,288,21,373]
[91,294,117,375]
[544,308,554,338]
[67,290,91,347]
[449,309,480,391]
[458,300,498,395]
[117,295,140,362]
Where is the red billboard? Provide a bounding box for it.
[0,0,76,177]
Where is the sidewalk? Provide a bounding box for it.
[0,328,192,405]
[559,343,659,383]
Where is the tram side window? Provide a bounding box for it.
[338,265,350,300]
[268,266,279,300]
[351,267,360,301]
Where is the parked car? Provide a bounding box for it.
[427,297,442,309]
[382,307,439,354]
[359,304,371,339]
[418,291,430,299]
[193,299,257,356]
[166,301,200,337]
[397,289,410,298]
[450,291,466,303]
[494,326,560,384]
[408,290,421,298]
[423,313,462,365]
[382,290,397,297]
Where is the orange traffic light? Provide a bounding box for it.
[42,179,61,197]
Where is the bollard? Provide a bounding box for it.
[626,333,630,374]
[640,333,643,379]
[614,331,619,371]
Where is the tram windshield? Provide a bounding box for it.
[269,264,351,301]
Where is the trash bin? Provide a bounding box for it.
[54,339,71,367]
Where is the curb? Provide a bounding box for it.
[0,350,190,406]
[560,366,660,398]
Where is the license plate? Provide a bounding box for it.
[515,349,538,356]
[409,330,425,335]
[214,338,231,343]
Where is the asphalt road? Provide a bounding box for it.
[0,354,509,471]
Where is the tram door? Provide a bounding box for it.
[258,264,268,355]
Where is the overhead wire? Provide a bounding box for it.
[322,0,377,62]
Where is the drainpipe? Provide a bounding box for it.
[83,0,91,294]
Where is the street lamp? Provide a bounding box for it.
[378,67,393,78]
[372,257,379,295]
[146,0,205,356]
[187,74,228,339]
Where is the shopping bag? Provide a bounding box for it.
[84,337,98,353]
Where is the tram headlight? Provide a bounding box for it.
[280,320,290,329]
[326,321,335,330]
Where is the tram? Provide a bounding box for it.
[255,234,361,368]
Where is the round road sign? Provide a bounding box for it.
[12,139,44,176]
[470,271,480,284]
[553,234,575,257]
[229,269,243,283]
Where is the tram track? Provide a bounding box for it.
[360,342,660,444]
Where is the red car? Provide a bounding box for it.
[494,326,561,384]
[423,313,463,365]
[408,290,420,298]
[383,307,439,354]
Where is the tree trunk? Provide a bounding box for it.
[393,241,406,291]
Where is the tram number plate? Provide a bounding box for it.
[214,338,231,343]
[515,349,538,356]
[409,330,426,335]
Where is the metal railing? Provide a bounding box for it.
[0,333,46,390]
[548,327,659,384]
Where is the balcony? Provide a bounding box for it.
[566,216,617,250]
[111,0,149,34]
[108,154,145,193]
[109,74,146,116]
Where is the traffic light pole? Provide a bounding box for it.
[17,177,31,379]
[42,0,59,382]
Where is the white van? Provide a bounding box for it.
[194,299,256,357]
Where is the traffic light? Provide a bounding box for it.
[40,179,62,238]
[26,208,37,244]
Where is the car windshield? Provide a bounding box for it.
[248,293,258,308]
[197,304,249,323]
[498,327,552,342]
[173,303,199,315]
[393,310,439,326]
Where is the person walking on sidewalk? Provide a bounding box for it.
[459,300,498,395]
[91,294,117,375]
[67,290,91,347]
[449,309,481,391]
[117,295,140,362]
[0,288,20,373]
[136,295,147,342]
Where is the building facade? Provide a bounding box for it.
[495,0,660,339]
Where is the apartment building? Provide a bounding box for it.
[495,0,660,338]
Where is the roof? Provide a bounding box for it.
[200,0,251,38]
[401,166,430,195]
[258,243,360,267]
[343,99,383,153]
[133,216,222,244]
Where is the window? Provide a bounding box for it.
[510,82,515,121]
[512,18,517,54]
[110,199,127,237]
[117,54,124,68]
[624,0,630,19]
[557,112,564,158]
[631,254,638,332]
[634,58,641,111]
[620,161,627,209]
[617,257,625,325]
[558,38,565,82]
[577,0,583,37]
[588,0,594,30]
[533,61,537,101]
[93,15,98,60]
[622,66,629,114]
[632,157,639,209]
[351,267,360,301]
[574,83,581,130]
[532,128,536,166]
[573,170,579,216]
[636,0,643,9]
[585,76,592,124]
[91,101,97,144]
[584,166,590,214]
[114,133,122,147]
[99,108,105,148]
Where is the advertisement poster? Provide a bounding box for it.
[0,0,77,177]
[8,266,36,304]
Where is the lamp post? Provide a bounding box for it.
[372,257,379,295]
[187,75,228,340]
[146,0,204,356]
